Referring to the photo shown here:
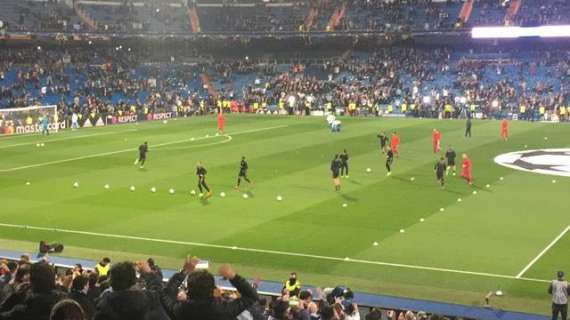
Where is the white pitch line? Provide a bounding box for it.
[0,125,288,173]
[0,222,549,283]
[516,225,570,279]
[0,129,139,150]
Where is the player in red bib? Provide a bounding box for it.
[432,129,441,153]
[217,108,225,135]
[500,119,509,141]
[461,153,473,185]
[390,131,400,158]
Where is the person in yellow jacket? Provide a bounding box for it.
[283,272,301,297]
[95,257,111,277]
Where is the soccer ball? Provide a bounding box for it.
[500,177,504,181]
[410,177,415,182]
[199,193,204,198]
[544,137,549,141]
[457,198,462,202]
[163,120,168,124]
[420,218,425,222]
[190,138,195,141]
[151,187,157,193]
[220,192,226,197]
[342,203,348,208]
[473,190,478,195]
[73,182,79,188]
[366,168,372,173]
[40,143,45,147]
[486,184,491,188]
[190,190,196,195]
[169,188,175,194]
[400,229,405,233]
[242,193,249,199]
[36,143,40,147]
[276,195,283,201]
[552,179,557,184]
[373,241,379,246]
[104,184,110,190]
[439,208,445,212]
[25,182,31,186]
[130,186,136,192]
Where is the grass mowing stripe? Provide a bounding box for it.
[516,225,570,278]
[0,129,139,150]
[0,222,550,284]
[0,125,287,172]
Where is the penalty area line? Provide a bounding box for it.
[0,125,287,173]
[516,224,570,279]
[0,222,549,283]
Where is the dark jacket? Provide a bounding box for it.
[93,272,170,320]
[69,289,96,319]
[94,289,170,320]
[163,274,258,320]
[0,289,66,320]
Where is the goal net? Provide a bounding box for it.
[0,105,60,136]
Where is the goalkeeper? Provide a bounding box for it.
[40,115,49,135]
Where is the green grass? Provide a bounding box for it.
[0,115,569,315]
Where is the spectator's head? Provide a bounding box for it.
[6,261,18,273]
[187,269,215,299]
[270,299,290,319]
[30,262,56,294]
[87,272,98,288]
[50,299,86,320]
[109,262,136,291]
[71,275,88,292]
[299,289,312,302]
[365,308,383,320]
[14,263,31,283]
[20,254,30,264]
[289,272,297,282]
[557,271,565,280]
[100,257,111,266]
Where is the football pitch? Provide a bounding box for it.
[0,115,568,315]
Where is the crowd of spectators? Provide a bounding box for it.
[3,0,570,35]
[1,44,570,126]
[0,255,472,320]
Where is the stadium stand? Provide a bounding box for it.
[2,0,570,35]
[1,45,569,124]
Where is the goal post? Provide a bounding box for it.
[0,105,61,136]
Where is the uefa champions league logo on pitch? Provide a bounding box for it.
[494,149,570,177]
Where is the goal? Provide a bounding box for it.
[0,105,60,136]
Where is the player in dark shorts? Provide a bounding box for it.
[377,131,388,154]
[196,161,212,198]
[434,156,447,188]
[465,117,472,138]
[385,147,394,176]
[331,154,341,191]
[340,149,349,178]
[445,145,457,176]
[134,142,148,169]
[235,156,252,191]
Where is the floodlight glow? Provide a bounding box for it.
[472,25,570,39]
